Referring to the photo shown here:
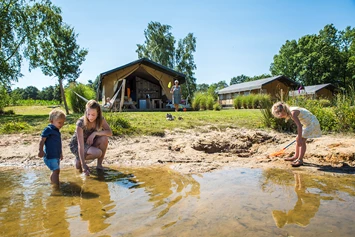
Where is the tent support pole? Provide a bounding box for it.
[119,79,126,112]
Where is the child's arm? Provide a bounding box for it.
[38,137,46,158]
[76,126,90,175]
[291,110,303,142]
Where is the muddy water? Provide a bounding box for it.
[0,166,355,237]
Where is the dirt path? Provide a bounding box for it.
[1,127,354,174]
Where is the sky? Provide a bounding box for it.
[13,0,355,90]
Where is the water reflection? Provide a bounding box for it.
[2,166,355,236]
[272,173,321,228]
[126,167,200,218]
[261,169,355,229]
[0,166,200,236]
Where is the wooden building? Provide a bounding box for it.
[98,58,186,111]
[218,75,299,107]
[289,83,337,100]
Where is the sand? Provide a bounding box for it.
[1,126,354,174]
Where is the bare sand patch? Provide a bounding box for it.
[1,127,354,174]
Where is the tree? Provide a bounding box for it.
[230,74,250,85]
[87,75,100,92]
[175,33,197,100]
[0,0,62,86]
[30,23,88,114]
[22,86,39,99]
[270,24,355,91]
[248,73,272,81]
[196,83,210,92]
[136,21,197,101]
[136,22,175,68]
[270,40,299,81]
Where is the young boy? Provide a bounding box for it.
[38,109,66,187]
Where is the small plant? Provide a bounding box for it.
[213,102,221,111]
[105,113,132,135]
[0,121,31,133]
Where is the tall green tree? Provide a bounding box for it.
[271,24,355,90]
[230,74,250,85]
[136,22,175,68]
[175,33,197,100]
[270,40,299,81]
[0,0,62,86]
[196,83,210,92]
[30,23,88,114]
[136,21,197,101]
[22,85,39,99]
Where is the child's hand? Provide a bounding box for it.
[38,150,45,158]
[60,155,63,161]
[86,133,96,146]
[83,165,90,176]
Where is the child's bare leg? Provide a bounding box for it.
[298,138,307,161]
[294,142,300,159]
[93,136,108,169]
[51,169,60,187]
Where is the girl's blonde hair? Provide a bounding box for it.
[271,101,292,119]
[83,100,103,131]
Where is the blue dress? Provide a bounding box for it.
[172,85,181,104]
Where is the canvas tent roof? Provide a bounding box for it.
[218,75,299,95]
[99,58,186,85]
[289,83,336,96]
[97,58,186,101]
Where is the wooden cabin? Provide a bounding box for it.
[289,83,337,100]
[217,75,299,107]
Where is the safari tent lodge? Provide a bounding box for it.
[98,58,186,111]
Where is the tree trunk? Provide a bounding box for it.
[59,79,69,114]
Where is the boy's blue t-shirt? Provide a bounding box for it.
[41,124,62,159]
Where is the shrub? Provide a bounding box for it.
[213,102,222,111]
[192,92,204,110]
[192,92,217,111]
[14,99,60,106]
[233,96,242,109]
[105,113,132,135]
[334,94,355,132]
[65,83,96,113]
[0,121,30,133]
[206,95,215,110]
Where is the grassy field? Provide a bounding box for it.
[1,106,265,136]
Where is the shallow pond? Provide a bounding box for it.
[1,166,355,237]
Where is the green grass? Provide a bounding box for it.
[1,106,264,136]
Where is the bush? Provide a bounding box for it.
[0,121,30,133]
[206,95,215,110]
[233,96,242,109]
[334,94,355,132]
[213,102,222,111]
[65,83,96,113]
[192,92,217,111]
[105,113,132,135]
[192,92,203,110]
[14,99,60,106]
